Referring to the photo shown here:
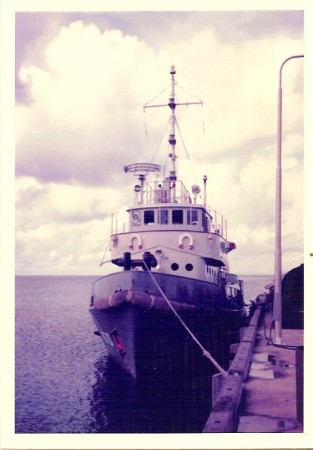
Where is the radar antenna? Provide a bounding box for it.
[124,163,161,204]
[124,163,161,175]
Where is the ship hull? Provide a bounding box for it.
[91,270,236,306]
[90,271,244,380]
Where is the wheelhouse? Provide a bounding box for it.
[128,205,213,233]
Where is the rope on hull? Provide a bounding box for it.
[142,260,228,377]
[93,267,229,376]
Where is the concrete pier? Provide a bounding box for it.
[237,311,303,433]
[203,306,304,433]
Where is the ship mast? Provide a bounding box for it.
[168,65,178,202]
[144,65,203,203]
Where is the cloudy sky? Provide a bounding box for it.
[14,8,305,276]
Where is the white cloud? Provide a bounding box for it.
[15,13,304,275]
[15,176,132,274]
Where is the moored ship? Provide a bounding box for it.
[89,66,245,382]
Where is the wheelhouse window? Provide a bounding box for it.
[204,213,210,232]
[172,209,183,225]
[144,210,155,225]
[158,209,168,224]
[187,209,198,225]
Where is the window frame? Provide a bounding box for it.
[144,209,155,225]
[172,209,184,225]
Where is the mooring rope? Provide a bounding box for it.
[143,261,228,377]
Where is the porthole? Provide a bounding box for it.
[132,211,141,224]
[185,263,193,272]
[171,263,179,271]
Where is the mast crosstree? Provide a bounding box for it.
[144,65,203,203]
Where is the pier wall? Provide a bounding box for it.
[203,306,263,432]
[203,301,304,433]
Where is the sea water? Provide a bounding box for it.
[15,274,272,433]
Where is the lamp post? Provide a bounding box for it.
[273,54,304,344]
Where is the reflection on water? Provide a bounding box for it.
[89,356,212,433]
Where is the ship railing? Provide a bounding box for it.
[207,209,227,239]
[133,180,192,205]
